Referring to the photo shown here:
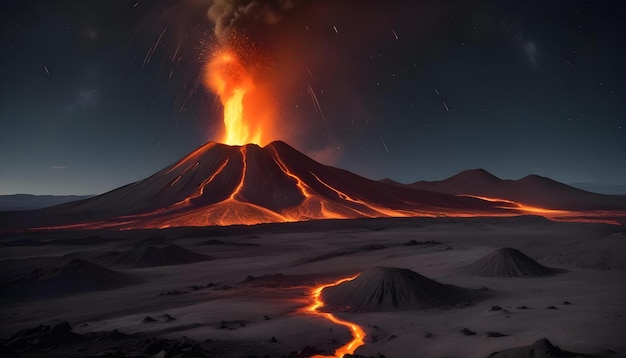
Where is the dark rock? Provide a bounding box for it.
[143,316,158,323]
[460,328,476,336]
[360,244,386,251]
[5,322,80,350]
[160,289,189,296]
[289,345,323,358]
[94,329,131,342]
[485,337,605,357]
[203,239,227,245]
[161,314,176,321]
[403,239,441,246]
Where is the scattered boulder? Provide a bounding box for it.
[486,337,611,357]
[142,316,157,323]
[403,239,441,246]
[289,345,323,358]
[3,322,80,350]
[1,323,214,357]
[161,314,176,322]
[359,244,386,251]
[159,289,189,296]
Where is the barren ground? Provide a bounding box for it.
[1,216,625,357]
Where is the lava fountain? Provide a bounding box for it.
[202,39,275,146]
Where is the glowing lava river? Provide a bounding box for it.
[305,276,366,358]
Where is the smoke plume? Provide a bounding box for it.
[207,0,298,40]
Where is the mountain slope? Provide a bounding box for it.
[2,142,515,230]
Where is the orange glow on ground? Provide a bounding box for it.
[461,195,571,215]
[305,276,366,358]
[203,42,274,146]
[459,195,625,225]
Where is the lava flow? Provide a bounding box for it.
[457,195,624,225]
[203,40,275,146]
[306,276,366,358]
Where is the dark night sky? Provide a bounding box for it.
[1,0,625,195]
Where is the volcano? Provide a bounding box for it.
[2,258,132,300]
[465,248,560,278]
[4,141,517,230]
[320,267,474,312]
[103,244,211,268]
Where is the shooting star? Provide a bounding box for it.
[434,89,450,111]
[391,28,399,40]
[379,136,389,153]
[307,83,325,120]
[442,101,450,112]
[43,65,49,75]
[143,27,167,68]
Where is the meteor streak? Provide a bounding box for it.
[307,83,325,119]
[391,28,399,40]
[379,136,389,153]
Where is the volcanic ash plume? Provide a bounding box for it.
[207,0,298,40]
[202,0,301,146]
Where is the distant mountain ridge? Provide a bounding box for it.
[381,169,626,211]
[0,194,94,211]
